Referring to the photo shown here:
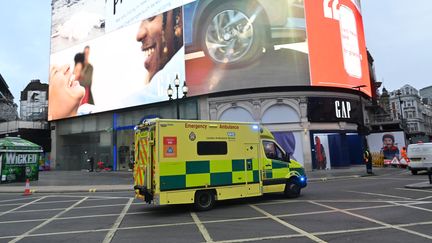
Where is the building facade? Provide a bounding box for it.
[420,85,432,105]
[0,74,18,122]
[388,85,432,142]
[20,79,49,121]
[48,0,374,171]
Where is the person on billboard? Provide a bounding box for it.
[380,133,400,160]
[73,52,85,81]
[79,46,94,105]
[314,136,327,170]
[48,64,85,120]
[136,7,183,85]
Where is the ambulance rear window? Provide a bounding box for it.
[197,141,227,155]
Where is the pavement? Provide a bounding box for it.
[0,166,430,193]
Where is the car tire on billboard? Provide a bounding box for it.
[199,1,267,67]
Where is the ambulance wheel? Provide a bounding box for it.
[411,169,418,175]
[194,190,215,211]
[285,179,301,198]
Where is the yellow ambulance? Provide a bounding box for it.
[133,119,307,210]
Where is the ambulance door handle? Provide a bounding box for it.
[265,164,271,167]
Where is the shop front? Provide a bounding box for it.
[308,96,365,170]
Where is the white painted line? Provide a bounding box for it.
[309,201,432,241]
[0,228,110,240]
[0,197,132,208]
[361,177,425,181]
[0,199,82,207]
[102,198,133,243]
[417,195,432,201]
[7,201,146,215]
[191,212,213,242]
[250,204,327,243]
[213,233,304,243]
[0,221,196,240]
[389,201,432,213]
[251,199,414,206]
[9,196,88,243]
[396,188,432,194]
[0,211,152,225]
[0,196,46,217]
[345,190,413,200]
[0,197,42,204]
[312,225,389,236]
[399,221,432,228]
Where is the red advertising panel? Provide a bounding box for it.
[305,0,371,96]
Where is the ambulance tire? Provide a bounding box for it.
[284,179,301,198]
[194,190,215,211]
[411,169,418,175]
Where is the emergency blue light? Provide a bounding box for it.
[252,125,259,130]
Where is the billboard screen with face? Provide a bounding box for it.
[367,132,406,163]
[48,0,371,120]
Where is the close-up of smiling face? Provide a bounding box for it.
[136,8,182,84]
[48,65,85,120]
[136,14,166,83]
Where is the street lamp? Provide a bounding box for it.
[396,89,403,120]
[352,85,367,135]
[167,74,188,119]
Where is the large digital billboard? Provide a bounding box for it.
[48,0,371,120]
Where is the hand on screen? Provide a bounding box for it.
[48,65,85,120]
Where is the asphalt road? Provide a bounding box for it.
[0,169,431,243]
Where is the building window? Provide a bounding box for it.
[197,141,227,155]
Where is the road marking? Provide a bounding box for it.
[250,204,327,243]
[5,201,146,214]
[103,197,133,243]
[0,199,85,207]
[0,197,46,217]
[388,201,432,213]
[191,212,213,242]
[1,209,432,242]
[0,197,132,208]
[310,201,432,241]
[251,199,418,206]
[417,195,432,201]
[0,197,42,204]
[9,196,88,243]
[345,190,413,200]
[395,187,432,193]
[0,211,153,225]
[361,177,425,181]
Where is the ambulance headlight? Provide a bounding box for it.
[300,176,306,182]
[134,126,138,131]
[252,125,259,131]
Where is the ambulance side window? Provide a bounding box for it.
[263,141,284,161]
[197,141,227,155]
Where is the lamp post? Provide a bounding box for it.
[396,89,404,121]
[352,84,371,174]
[167,74,188,119]
[352,85,367,135]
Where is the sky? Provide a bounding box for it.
[0,0,431,106]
